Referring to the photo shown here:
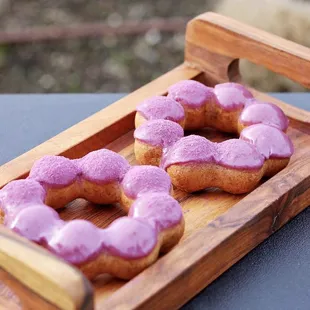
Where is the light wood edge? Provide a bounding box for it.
[100,151,310,310]
[0,64,201,188]
[0,226,93,310]
[185,12,310,87]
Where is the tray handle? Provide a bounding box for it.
[0,225,94,310]
[185,12,310,88]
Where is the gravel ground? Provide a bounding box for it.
[0,0,216,93]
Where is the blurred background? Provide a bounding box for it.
[0,0,309,94]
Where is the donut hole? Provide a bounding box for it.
[58,197,126,230]
[186,126,238,143]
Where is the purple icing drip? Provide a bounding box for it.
[134,119,184,147]
[167,80,214,108]
[10,205,62,243]
[215,82,253,97]
[240,124,294,159]
[216,139,264,170]
[0,179,46,210]
[161,135,218,170]
[28,155,79,187]
[129,193,183,232]
[103,217,157,259]
[136,95,185,122]
[239,100,289,131]
[76,149,130,184]
[162,135,264,171]
[121,165,171,199]
[0,179,46,225]
[49,220,102,264]
[214,82,254,111]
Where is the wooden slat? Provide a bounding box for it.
[185,12,310,89]
[0,226,93,310]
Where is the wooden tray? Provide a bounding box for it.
[1,12,310,310]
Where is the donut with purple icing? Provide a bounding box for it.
[0,149,185,280]
[133,80,294,194]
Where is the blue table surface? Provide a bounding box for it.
[0,92,309,309]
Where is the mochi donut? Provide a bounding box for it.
[0,149,185,280]
[133,80,294,194]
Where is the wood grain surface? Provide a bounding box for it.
[1,11,310,310]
